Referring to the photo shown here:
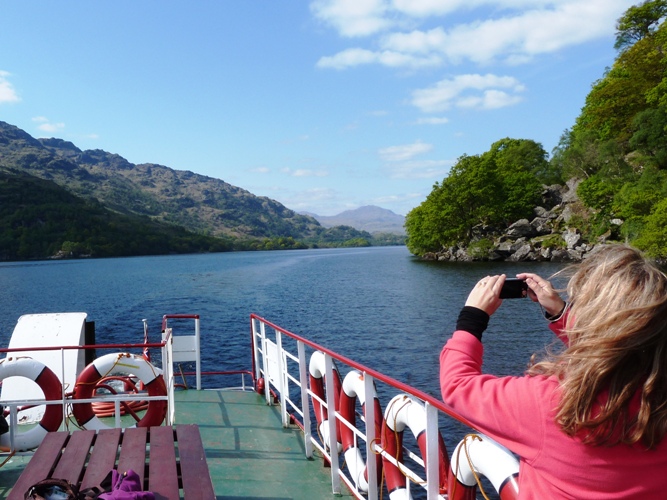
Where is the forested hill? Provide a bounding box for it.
[0,122,320,239]
[0,122,391,260]
[405,0,667,260]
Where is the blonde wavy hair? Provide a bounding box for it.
[529,245,667,449]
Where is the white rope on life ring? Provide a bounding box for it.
[308,351,342,453]
[449,433,519,500]
[72,352,166,430]
[339,369,383,493]
[381,394,449,500]
[0,357,63,451]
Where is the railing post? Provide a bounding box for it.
[194,317,201,390]
[275,328,288,427]
[324,354,341,494]
[260,322,271,404]
[425,401,439,499]
[364,372,379,499]
[297,341,313,458]
[251,318,262,383]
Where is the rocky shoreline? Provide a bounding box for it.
[421,179,618,263]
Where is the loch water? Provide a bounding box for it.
[0,245,569,402]
[0,246,568,494]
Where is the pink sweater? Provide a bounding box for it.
[440,320,667,499]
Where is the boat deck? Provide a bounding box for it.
[0,389,349,499]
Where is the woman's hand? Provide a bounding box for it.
[465,274,504,316]
[516,272,565,317]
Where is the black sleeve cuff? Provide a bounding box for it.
[456,306,489,341]
[544,302,567,322]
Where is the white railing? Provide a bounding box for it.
[0,341,173,454]
[250,314,473,500]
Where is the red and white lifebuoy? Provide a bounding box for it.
[72,353,166,430]
[308,351,342,452]
[382,394,449,500]
[339,369,383,493]
[0,357,63,451]
[448,433,519,500]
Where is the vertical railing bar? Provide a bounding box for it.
[194,317,201,390]
[275,328,288,427]
[260,322,271,404]
[425,401,439,499]
[364,372,378,499]
[297,340,313,458]
[324,354,341,494]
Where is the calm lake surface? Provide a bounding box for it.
[0,245,569,399]
[0,246,568,494]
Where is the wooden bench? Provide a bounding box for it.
[8,424,214,500]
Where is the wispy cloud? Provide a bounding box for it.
[313,0,634,69]
[281,167,329,177]
[384,158,452,179]
[379,140,433,162]
[411,73,525,112]
[32,116,65,133]
[0,71,20,104]
[414,116,449,125]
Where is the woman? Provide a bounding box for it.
[440,245,667,498]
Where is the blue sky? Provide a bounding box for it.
[0,1,636,216]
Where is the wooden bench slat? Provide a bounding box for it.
[176,424,214,500]
[51,430,95,484]
[8,431,69,500]
[80,427,122,490]
[117,427,148,487]
[148,426,180,500]
[11,423,213,500]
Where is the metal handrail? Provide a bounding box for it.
[0,340,174,453]
[249,313,474,500]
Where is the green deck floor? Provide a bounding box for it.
[173,388,348,499]
[0,390,350,499]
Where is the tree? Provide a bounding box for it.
[615,0,667,52]
[404,139,546,255]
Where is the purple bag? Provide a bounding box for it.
[98,470,154,500]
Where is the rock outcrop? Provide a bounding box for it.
[422,180,612,262]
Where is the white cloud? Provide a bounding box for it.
[0,71,20,103]
[281,167,329,177]
[384,158,452,179]
[250,166,271,174]
[415,116,449,125]
[312,0,636,69]
[379,140,433,162]
[37,121,66,133]
[411,73,524,112]
[311,0,392,37]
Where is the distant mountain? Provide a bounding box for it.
[0,121,321,240]
[0,121,390,259]
[310,206,405,235]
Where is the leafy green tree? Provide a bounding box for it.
[405,138,546,254]
[615,0,667,51]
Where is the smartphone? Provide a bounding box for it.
[500,278,528,299]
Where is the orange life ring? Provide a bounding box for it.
[308,351,342,452]
[381,394,449,499]
[339,369,383,493]
[72,353,166,430]
[0,357,63,451]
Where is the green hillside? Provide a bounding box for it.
[406,0,667,259]
[0,123,384,260]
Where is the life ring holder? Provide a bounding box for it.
[72,352,167,430]
[308,351,342,453]
[339,369,383,493]
[0,357,63,451]
[448,433,520,500]
[381,394,449,499]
